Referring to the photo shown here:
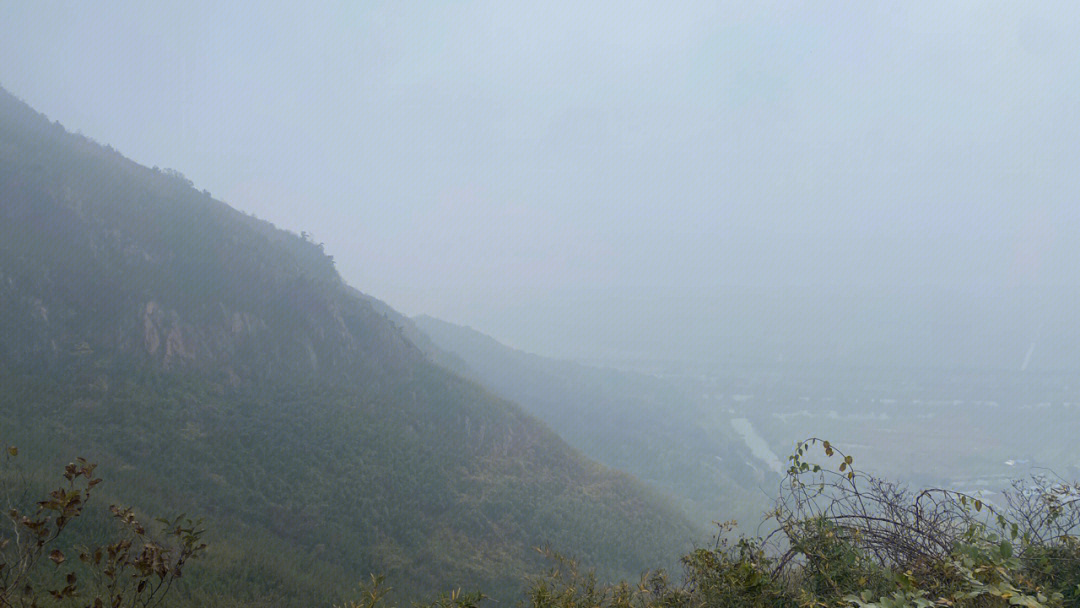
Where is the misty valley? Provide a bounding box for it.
[672,365,1080,501]
[3,3,1080,608]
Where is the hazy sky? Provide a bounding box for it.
[3,2,1079,361]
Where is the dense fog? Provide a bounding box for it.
[3,3,1080,606]
[5,2,1079,364]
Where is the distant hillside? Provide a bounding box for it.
[412,315,774,529]
[0,86,696,606]
[352,287,475,377]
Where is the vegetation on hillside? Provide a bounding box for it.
[0,448,206,607]
[412,315,772,529]
[0,86,697,605]
[349,440,1080,608]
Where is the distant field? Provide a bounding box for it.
[663,366,1080,502]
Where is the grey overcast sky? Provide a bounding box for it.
[2,2,1079,363]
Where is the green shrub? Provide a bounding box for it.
[356,439,1080,608]
[0,446,207,607]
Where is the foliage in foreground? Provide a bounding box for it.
[343,439,1080,608]
[0,447,206,607]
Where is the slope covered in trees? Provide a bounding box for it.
[362,440,1080,608]
[0,86,696,605]
[412,315,772,529]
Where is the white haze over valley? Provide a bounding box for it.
[4,2,1080,368]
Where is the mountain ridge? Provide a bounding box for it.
[411,314,774,530]
[0,85,696,605]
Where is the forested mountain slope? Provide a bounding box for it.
[412,315,774,529]
[0,86,696,606]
